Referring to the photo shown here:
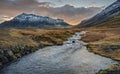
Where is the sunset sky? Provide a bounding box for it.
[0,0,116,25]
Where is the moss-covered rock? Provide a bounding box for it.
[97,70,108,74]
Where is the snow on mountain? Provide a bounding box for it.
[14,13,64,24]
[79,0,120,27]
[100,0,120,17]
[0,13,70,28]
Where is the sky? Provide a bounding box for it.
[0,0,116,25]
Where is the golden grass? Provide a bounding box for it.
[0,29,38,48]
[82,28,120,61]
[0,28,83,69]
[81,28,120,73]
[0,28,82,49]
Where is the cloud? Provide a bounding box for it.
[0,15,13,23]
[38,2,53,7]
[36,5,102,25]
[0,0,102,25]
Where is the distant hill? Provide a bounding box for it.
[0,13,70,28]
[78,0,120,28]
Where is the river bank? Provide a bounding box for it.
[81,28,120,73]
[0,28,83,69]
[0,31,118,74]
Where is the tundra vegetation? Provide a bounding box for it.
[0,28,83,69]
[81,28,120,73]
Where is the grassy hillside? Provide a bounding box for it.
[95,15,120,28]
[77,14,120,28]
[0,28,82,69]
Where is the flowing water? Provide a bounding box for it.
[0,31,118,74]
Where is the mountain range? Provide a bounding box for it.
[0,13,70,28]
[78,0,120,28]
[0,0,120,28]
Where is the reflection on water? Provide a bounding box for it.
[0,31,118,74]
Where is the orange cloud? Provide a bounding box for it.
[0,17,13,23]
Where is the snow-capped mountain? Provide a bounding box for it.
[0,13,70,28]
[79,0,120,27]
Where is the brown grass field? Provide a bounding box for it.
[0,27,120,72]
[81,28,120,73]
[82,28,120,61]
[0,28,84,69]
[0,28,83,48]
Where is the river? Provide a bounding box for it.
[0,31,118,74]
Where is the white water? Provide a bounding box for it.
[0,31,118,74]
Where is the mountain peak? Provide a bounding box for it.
[79,0,120,27]
[13,13,64,23]
[21,13,28,15]
[0,13,70,28]
[17,13,34,17]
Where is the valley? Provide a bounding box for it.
[0,28,83,69]
[0,28,120,74]
[0,0,120,74]
[0,31,118,74]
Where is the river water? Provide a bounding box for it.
[0,31,118,74]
